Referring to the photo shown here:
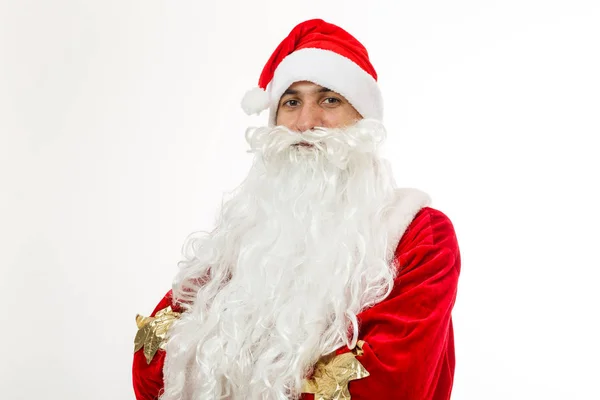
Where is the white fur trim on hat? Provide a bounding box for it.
[265,47,384,126]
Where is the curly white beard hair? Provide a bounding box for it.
[161,119,402,400]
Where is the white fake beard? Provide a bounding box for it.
[162,119,400,400]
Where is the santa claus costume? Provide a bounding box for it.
[132,19,461,400]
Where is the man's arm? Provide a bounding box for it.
[345,207,460,400]
[132,290,178,400]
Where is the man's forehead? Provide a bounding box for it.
[282,81,335,96]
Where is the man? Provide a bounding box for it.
[133,19,460,400]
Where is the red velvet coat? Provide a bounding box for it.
[133,207,460,399]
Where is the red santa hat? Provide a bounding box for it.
[241,19,383,126]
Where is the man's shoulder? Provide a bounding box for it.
[397,206,459,256]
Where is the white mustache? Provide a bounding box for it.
[244,119,387,169]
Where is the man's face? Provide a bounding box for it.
[275,81,363,131]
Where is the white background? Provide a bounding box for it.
[1,0,599,399]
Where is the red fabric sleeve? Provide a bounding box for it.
[310,207,460,400]
[132,290,177,400]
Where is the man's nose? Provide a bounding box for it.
[294,103,324,132]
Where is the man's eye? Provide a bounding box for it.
[284,99,299,107]
[323,97,341,105]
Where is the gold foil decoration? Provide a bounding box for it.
[301,340,370,400]
[134,306,180,364]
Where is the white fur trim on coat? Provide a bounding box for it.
[384,188,432,263]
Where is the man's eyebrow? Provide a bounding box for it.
[282,88,299,96]
[282,86,334,96]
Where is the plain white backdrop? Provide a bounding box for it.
[1,0,599,399]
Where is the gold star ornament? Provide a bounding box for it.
[134,306,180,364]
[301,340,370,400]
